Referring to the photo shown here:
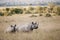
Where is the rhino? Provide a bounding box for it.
[5,24,16,33]
[16,22,39,32]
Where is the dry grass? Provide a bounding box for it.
[0,14,60,40]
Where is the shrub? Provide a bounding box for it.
[23,8,26,11]
[6,8,10,12]
[25,10,31,14]
[45,13,51,17]
[7,13,12,16]
[12,8,23,14]
[39,7,43,10]
[57,7,60,15]
[30,15,37,17]
[33,11,39,14]
[7,8,23,16]
[29,7,34,11]
[39,14,43,16]
[10,10,15,14]
[0,12,4,16]
[7,11,15,16]
[57,13,60,15]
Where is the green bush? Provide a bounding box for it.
[45,13,51,17]
[7,8,23,16]
[6,8,10,12]
[12,8,23,14]
[0,12,4,16]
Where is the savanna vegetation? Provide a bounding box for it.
[0,4,60,17]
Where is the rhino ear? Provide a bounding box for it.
[14,24,16,27]
[32,22,34,24]
[11,25,13,27]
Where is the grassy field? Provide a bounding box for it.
[0,14,60,40]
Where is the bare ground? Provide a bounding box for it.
[0,14,60,40]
